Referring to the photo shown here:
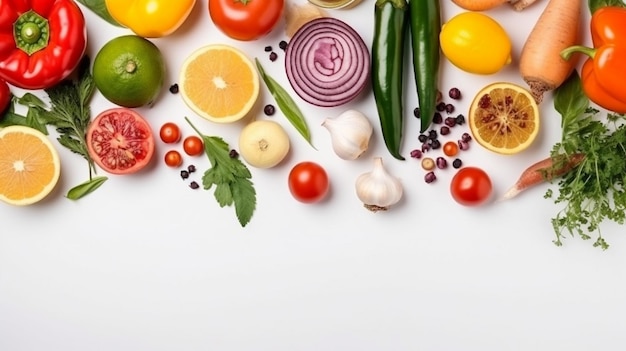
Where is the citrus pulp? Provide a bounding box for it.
[0,126,61,206]
[179,44,260,123]
[468,82,540,155]
[93,35,166,108]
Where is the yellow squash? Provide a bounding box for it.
[106,0,196,38]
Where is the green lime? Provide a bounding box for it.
[93,35,166,108]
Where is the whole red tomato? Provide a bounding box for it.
[450,166,493,206]
[209,0,284,41]
[288,162,329,203]
[183,136,204,156]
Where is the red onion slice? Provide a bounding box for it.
[285,17,370,108]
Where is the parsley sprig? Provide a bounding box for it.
[186,117,256,227]
[548,71,626,249]
[40,56,107,199]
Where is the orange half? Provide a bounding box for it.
[0,126,61,206]
[179,44,260,123]
[468,82,540,155]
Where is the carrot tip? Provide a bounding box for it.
[500,186,521,201]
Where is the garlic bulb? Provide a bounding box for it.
[355,157,403,212]
[321,109,373,160]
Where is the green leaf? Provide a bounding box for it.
[589,0,626,13]
[25,106,49,135]
[186,117,257,227]
[75,0,123,27]
[66,176,108,200]
[214,183,234,207]
[231,178,256,227]
[255,58,315,149]
[15,93,47,109]
[0,111,28,128]
[554,70,589,129]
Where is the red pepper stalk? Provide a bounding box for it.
[561,6,626,114]
[0,0,87,90]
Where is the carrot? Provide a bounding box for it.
[519,0,581,104]
[501,153,585,200]
[451,0,541,11]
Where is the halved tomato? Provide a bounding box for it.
[87,108,155,175]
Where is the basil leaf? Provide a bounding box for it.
[254,58,315,149]
[589,0,626,13]
[25,105,49,135]
[0,111,28,128]
[66,176,108,200]
[554,70,589,128]
[16,93,47,109]
[75,0,123,27]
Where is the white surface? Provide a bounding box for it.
[2,1,626,350]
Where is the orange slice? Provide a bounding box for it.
[179,44,260,123]
[468,82,540,155]
[0,126,61,206]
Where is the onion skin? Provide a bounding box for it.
[285,17,370,107]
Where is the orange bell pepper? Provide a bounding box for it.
[561,6,626,113]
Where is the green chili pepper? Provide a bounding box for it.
[255,58,315,149]
[372,0,408,161]
[408,0,441,133]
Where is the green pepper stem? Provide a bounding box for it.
[14,10,49,55]
[561,45,596,61]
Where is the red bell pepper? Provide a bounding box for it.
[0,0,87,90]
[0,79,10,115]
[561,6,626,113]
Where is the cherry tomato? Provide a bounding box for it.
[183,135,204,156]
[208,0,284,41]
[288,161,329,203]
[443,141,459,157]
[450,166,493,206]
[164,150,183,168]
[159,122,181,144]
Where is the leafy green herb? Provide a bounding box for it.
[41,57,96,173]
[37,56,107,199]
[0,93,49,134]
[548,70,626,249]
[589,0,626,14]
[185,117,257,227]
[255,58,315,149]
[75,0,122,27]
[66,176,108,200]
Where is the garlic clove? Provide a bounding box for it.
[322,109,373,160]
[355,157,403,212]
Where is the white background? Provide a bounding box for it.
[3,1,626,350]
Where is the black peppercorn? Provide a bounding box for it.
[269,52,278,61]
[169,84,179,94]
[264,104,276,116]
[180,170,190,179]
[279,40,288,50]
[229,149,239,158]
[189,181,200,189]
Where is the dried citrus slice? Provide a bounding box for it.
[0,126,61,206]
[179,44,259,123]
[468,82,540,155]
